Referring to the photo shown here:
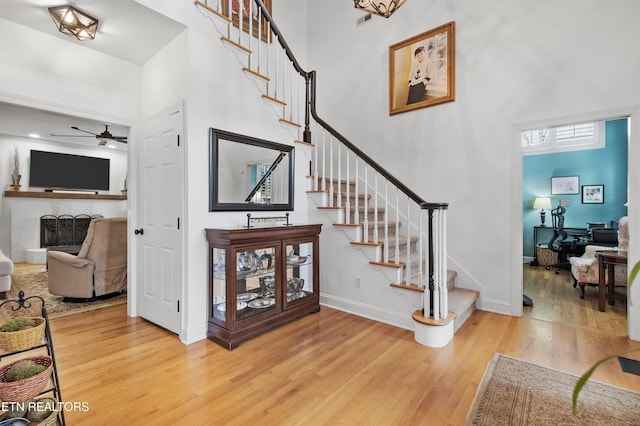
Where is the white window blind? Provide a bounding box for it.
[521,121,604,155]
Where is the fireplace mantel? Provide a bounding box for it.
[5,192,127,262]
[4,191,126,201]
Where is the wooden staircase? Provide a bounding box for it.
[195,0,479,345]
[308,177,478,336]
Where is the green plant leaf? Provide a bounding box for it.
[573,259,638,414]
[572,347,640,414]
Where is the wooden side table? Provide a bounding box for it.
[595,250,628,312]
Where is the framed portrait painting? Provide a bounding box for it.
[389,21,455,115]
[582,185,604,204]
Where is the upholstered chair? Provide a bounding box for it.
[48,217,127,299]
[569,217,628,299]
[0,250,13,299]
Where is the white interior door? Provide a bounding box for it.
[136,104,183,333]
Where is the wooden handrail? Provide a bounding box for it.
[251,0,447,211]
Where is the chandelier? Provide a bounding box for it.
[48,5,99,41]
[354,0,407,18]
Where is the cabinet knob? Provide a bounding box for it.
[134,228,144,235]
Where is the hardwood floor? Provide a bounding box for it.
[523,263,629,334]
[18,264,640,424]
[7,265,640,425]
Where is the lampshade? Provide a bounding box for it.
[354,0,407,18]
[533,197,552,210]
[49,5,98,41]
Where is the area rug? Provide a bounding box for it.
[2,267,126,320]
[466,353,640,425]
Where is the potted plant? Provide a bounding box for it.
[0,356,53,402]
[9,148,21,191]
[0,317,46,352]
[573,260,640,413]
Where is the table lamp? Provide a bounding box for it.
[533,197,552,226]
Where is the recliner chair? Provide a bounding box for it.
[47,217,127,299]
[545,206,582,274]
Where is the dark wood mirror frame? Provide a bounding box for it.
[209,128,295,212]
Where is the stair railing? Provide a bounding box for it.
[195,0,449,321]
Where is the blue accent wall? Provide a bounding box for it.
[522,119,628,257]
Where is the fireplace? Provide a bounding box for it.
[40,214,103,248]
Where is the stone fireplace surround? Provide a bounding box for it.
[6,196,126,262]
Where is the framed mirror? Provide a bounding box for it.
[209,128,295,211]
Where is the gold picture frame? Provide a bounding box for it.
[389,21,455,115]
[222,0,272,42]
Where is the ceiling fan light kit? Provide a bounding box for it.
[48,5,99,41]
[354,0,407,18]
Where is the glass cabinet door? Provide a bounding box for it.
[235,246,278,322]
[211,247,227,325]
[285,241,316,304]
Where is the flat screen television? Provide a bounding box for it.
[29,150,110,191]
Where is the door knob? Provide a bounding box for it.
[134,228,144,235]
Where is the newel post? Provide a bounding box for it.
[303,73,312,143]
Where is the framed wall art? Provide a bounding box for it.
[551,176,579,195]
[582,184,604,204]
[389,21,455,115]
[222,0,272,41]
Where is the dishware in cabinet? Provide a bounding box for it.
[206,224,322,350]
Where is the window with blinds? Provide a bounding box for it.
[521,121,604,155]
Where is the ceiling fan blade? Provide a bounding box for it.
[50,133,94,137]
[71,126,99,136]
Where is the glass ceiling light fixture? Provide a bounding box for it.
[354,0,407,18]
[48,5,98,41]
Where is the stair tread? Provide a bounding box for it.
[448,287,479,312]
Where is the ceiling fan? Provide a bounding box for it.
[51,125,128,145]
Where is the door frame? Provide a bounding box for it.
[512,105,640,340]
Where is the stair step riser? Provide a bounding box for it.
[349,209,386,222]
[316,178,356,191]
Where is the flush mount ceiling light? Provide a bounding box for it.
[48,5,98,41]
[354,0,407,18]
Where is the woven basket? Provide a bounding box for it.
[0,317,46,352]
[536,245,558,267]
[0,356,53,402]
[26,397,58,426]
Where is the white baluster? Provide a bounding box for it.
[354,158,359,228]
[363,165,369,243]
[337,143,342,208]
[345,150,351,224]
[247,0,252,68]
[313,124,319,191]
[394,189,400,263]
[405,199,410,284]
[321,131,326,192]
[227,0,232,39]
[329,136,335,206]
[373,172,378,243]
[383,180,389,263]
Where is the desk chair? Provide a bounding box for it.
[545,206,581,274]
[591,228,618,247]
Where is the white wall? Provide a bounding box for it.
[304,0,640,335]
[134,0,310,343]
[0,137,127,257]
[0,16,138,258]
[0,18,140,123]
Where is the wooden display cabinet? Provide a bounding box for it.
[205,224,321,350]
